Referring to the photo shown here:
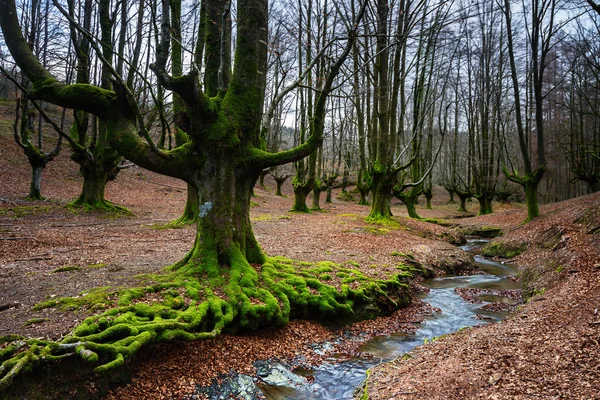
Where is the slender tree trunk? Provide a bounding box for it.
[424,191,433,210]
[28,163,45,200]
[274,175,289,196]
[311,185,323,211]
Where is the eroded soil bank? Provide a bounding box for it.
[361,193,600,400]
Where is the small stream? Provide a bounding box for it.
[196,240,521,400]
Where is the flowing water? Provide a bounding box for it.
[257,239,520,400]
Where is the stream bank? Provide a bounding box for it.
[362,193,600,399]
[190,239,520,400]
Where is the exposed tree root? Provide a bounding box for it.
[0,257,413,392]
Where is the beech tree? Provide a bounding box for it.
[2,0,64,200]
[0,0,414,387]
[501,0,564,221]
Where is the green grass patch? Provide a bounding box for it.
[365,216,401,229]
[23,318,49,327]
[251,214,273,221]
[86,263,108,269]
[0,205,52,218]
[390,251,414,259]
[52,265,81,273]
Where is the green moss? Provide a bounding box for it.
[33,287,116,312]
[421,218,455,227]
[250,201,259,207]
[458,226,503,238]
[66,201,131,215]
[0,205,52,218]
[346,226,390,235]
[52,265,81,273]
[364,216,401,229]
[251,214,272,221]
[336,191,355,202]
[86,263,109,269]
[359,368,371,400]
[23,318,49,327]
[481,241,526,258]
[1,253,412,391]
[390,251,414,259]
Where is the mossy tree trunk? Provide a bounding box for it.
[455,189,471,213]
[258,169,270,188]
[502,0,556,223]
[291,174,313,212]
[323,173,337,203]
[445,186,455,203]
[311,179,327,211]
[0,0,374,387]
[368,165,398,220]
[424,187,433,210]
[357,174,370,205]
[273,172,290,196]
[12,83,62,201]
[394,186,421,219]
[29,165,44,200]
[523,181,540,222]
[475,192,493,215]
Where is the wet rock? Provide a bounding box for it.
[254,360,310,391]
[193,371,265,400]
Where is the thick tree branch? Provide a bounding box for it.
[250,0,367,170]
[0,0,116,118]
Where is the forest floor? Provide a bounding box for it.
[1,101,599,399]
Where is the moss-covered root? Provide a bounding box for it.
[0,258,412,392]
[67,198,130,214]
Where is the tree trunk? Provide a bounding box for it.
[275,180,284,196]
[27,164,45,200]
[291,180,311,213]
[585,178,600,194]
[445,188,455,203]
[274,176,289,196]
[311,186,323,211]
[357,176,370,205]
[258,169,269,188]
[458,197,468,213]
[396,189,420,219]
[424,190,433,210]
[368,171,394,220]
[523,180,540,222]
[476,193,493,215]
[179,165,265,269]
[170,184,199,225]
[72,164,110,209]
